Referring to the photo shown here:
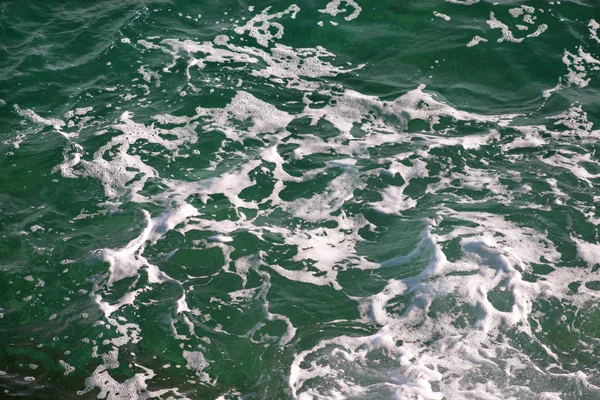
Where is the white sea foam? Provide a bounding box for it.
[550,103,594,135]
[543,47,600,98]
[501,125,546,151]
[487,12,547,43]
[13,105,67,134]
[444,0,479,4]
[289,211,600,398]
[539,151,600,186]
[572,237,600,268]
[319,0,362,21]
[78,361,185,399]
[182,351,211,382]
[195,91,294,141]
[234,5,300,47]
[466,35,487,48]
[590,19,600,44]
[142,34,363,93]
[372,159,428,214]
[24,5,600,398]
[433,11,451,22]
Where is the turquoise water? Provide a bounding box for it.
[1,0,600,398]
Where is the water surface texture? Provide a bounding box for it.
[1,0,600,399]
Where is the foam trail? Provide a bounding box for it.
[13,3,599,398]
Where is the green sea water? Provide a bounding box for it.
[1,0,600,399]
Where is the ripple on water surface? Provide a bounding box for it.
[1,0,600,399]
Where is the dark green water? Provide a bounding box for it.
[1,0,600,399]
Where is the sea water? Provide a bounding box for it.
[1,0,600,399]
